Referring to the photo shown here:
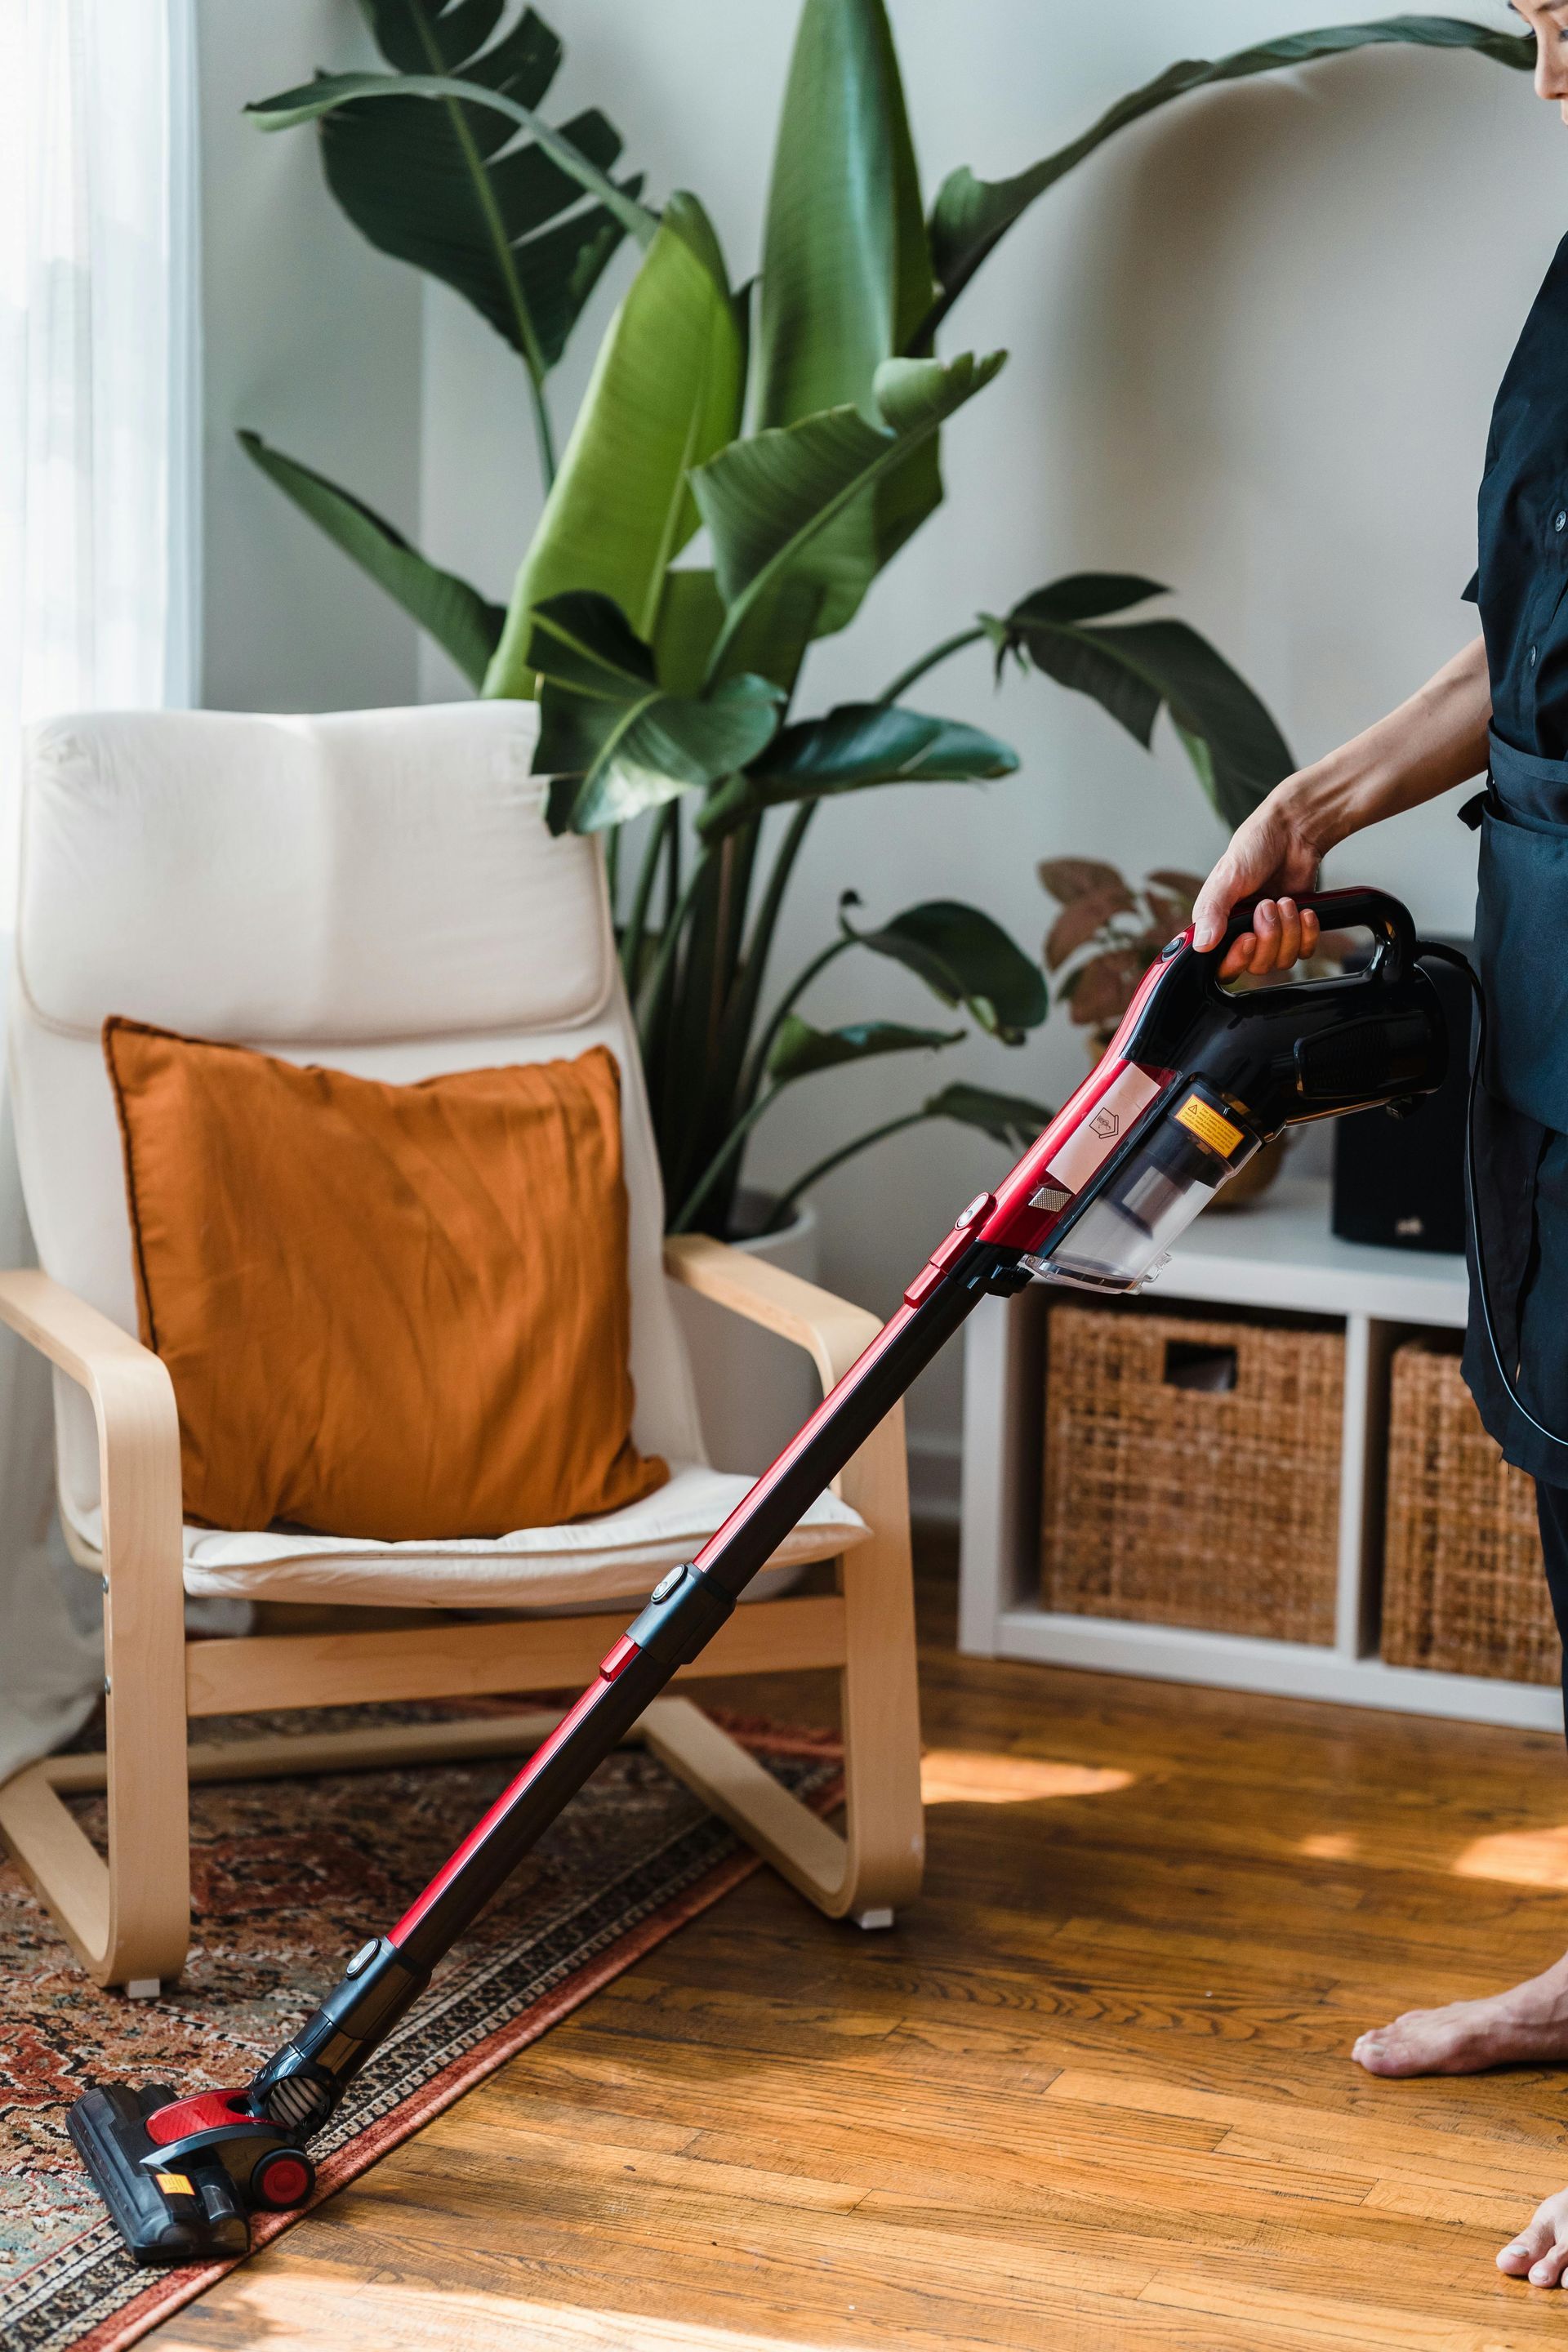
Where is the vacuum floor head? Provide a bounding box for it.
[69,2085,251,2265]
[68,2079,315,2265]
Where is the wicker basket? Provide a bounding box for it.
[1381,1341,1552,1682]
[1040,1303,1343,1642]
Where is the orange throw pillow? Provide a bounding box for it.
[102,1020,667,1540]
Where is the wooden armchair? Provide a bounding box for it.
[0,702,922,1989]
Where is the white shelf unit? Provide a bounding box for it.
[958,1175,1562,1731]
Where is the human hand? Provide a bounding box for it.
[1190,789,1327,982]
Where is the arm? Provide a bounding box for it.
[1192,633,1490,977]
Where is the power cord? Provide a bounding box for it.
[1416,939,1568,1452]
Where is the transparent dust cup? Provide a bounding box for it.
[1023,1088,1261,1294]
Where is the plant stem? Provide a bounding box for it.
[725,800,819,1115]
[763,1112,928,1232]
[620,806,671,990]
[637,850,708,1054]
[875,624,987,706]
[709,831,740,1058]
[669,1085,783,1234]
[527,368,558,492]
[739,933,853,1106]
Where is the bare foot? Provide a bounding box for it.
[1500,2188,1568,2287]
[1352,1950,1568,2077]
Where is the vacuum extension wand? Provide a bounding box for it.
[70,884,1453,2265]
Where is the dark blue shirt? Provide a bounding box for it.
[1460,230,1568,1485]
[1468,231,1568,759]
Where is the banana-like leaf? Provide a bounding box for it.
[922,1080,1054,1150]
[293,4,639,383]
[756,0,940,612]
[651,570,726,697]
[925,17,1531,332]
[994,593,1294,828]
[767,1013,963,1084]
[361,0,539,77]
[529,590,782,833]
[700,700,1018,838]
[1001,572,1168,630]
[840,893,1047,1042]
[485,194,746,699]
[758,0,930,426]
[247,68,657,247]
[693,349,1006,661]
[238,430,505,686]
[653,570,825,702]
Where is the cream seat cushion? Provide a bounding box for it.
[64,1464,866,1612]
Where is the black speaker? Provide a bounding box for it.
[1330,938,1472,1255]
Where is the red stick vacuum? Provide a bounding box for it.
[69,887,1452,2262]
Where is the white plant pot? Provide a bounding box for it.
[671,1189,822,1477]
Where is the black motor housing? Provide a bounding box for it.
[1120,889,1449,1142]
[1331,940,1472,1254]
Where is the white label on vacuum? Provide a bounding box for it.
[1045,1064,1161,1193]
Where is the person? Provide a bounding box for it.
[1191,0,1568,2288]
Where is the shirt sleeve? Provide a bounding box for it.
[1463,569,1479,604]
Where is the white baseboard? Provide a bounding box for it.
[908,1431,962,1531]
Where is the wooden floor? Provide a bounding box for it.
[149,1558,1568,2352]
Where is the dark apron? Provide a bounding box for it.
[1461,727,1568,1482]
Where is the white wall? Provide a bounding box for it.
[292,4,1564,1494]
[197,0,422,712]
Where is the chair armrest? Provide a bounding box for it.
[0,1269,171,1398]
[663,1233,879,1398]
[0,1270,182,1579]
[0,1277,187,1978]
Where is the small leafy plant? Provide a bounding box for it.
[244,3,1526,1236]
[1040,860,1204,1055]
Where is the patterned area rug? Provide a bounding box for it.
[0,1707,838,2352]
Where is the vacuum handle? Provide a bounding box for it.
[1218,885,1414,982]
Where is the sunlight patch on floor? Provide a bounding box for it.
[210,2273,857,2351]
[920,1749,1135,1804]
[1298,1831,1359,1860]
[1451,1822,1568,1887]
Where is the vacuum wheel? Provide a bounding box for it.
[249,2145,315,2212]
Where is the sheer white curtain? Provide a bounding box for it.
[0,0,200,1778]
[0,0,199,764]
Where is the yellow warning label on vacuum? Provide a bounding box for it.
[1174,1094,1244,1158]
[154,2172,195,2196]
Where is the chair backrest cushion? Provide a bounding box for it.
[13,703,706,1535]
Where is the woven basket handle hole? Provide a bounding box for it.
[1163,1340,1238,1394]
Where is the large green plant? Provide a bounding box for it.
[246,5,1526,1238]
